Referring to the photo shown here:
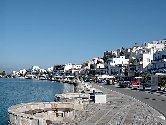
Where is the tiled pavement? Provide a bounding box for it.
[72,83,166,125]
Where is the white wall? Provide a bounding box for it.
[64,64,82,72]
[143,53,151,69]
[152,50,166,72]
[108,56,129,66]
[32,66,40,72]
[64,64,73,72]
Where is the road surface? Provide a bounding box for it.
[101,84,166,117]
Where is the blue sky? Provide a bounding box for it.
[1,0,166,72]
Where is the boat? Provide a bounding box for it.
[25,74,38,79]
[39,75,47,80]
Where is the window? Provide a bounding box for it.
[147,58,150,62]
[162,55,166,59]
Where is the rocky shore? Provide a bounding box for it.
[72,83,166,125]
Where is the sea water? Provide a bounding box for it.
[0,78,74,125]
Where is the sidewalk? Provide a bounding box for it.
[72,83,166,125]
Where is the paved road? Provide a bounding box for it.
[101,84,166,118]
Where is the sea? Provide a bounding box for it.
[0,78,74,125]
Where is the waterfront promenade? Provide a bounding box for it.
[6,79,166,125]
[73,83,166,125]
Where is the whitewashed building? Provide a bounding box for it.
[127,39,166,76]
[12,69,27,77]
[107,56,129,66]
[31,66,40,72]
[47,67,53,72]
[39,69,47,73]
[151,50,166,73]
[132,40,166,73]
[85,58,105,69]
[64,63,73,72]
[105,56,129,76]
[64,63,82,74]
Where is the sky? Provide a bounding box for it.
[1,0,166,72]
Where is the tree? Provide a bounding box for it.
[161,76,166,87]
[124,68,128,76]
[141,72,151,90]
[129,58,137,65]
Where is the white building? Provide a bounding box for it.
[31,66,40,72]
[20,69,27,75]
[106,56,129,66]
[134,53,151,73]
[142,40,166,61]
[142,41,165,50]
[83,60,94,70]
[73,64,82,70]
[105,56,129,75]
[39,69,47,73]
[64,63,82,74]
[31,66,47,74]
[12,69,27,77]
[82,58,105,70]
[64,64,73,72]
[47,67,53,72]
[130,40,166,73]
[152,50,166,73]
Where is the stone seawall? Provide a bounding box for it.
[8,102,76,125]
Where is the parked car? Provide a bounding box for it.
[131,80,140,89]
[163,87,166,92]
[119,81,130,88]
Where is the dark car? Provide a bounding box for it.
[119,81,130,88]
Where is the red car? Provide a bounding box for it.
[131,80,140,89]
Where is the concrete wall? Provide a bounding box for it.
[56,93,90,100]
[55,93,90,110]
